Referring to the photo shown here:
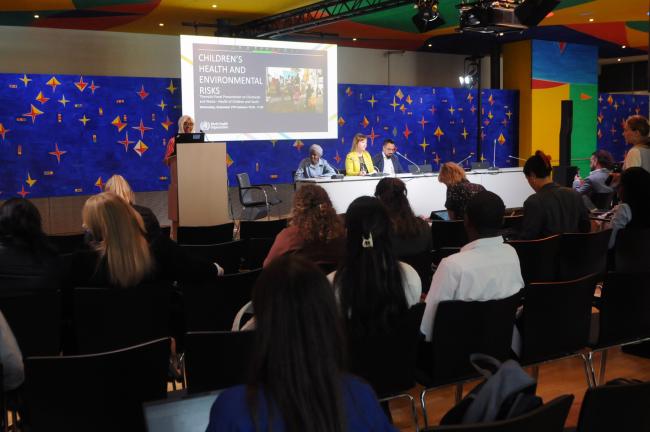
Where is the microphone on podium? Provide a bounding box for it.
[395,151,421,174]
[331,166,344,180]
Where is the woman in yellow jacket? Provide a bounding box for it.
[345,133,376,176]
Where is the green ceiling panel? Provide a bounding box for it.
[627,21,649,32]
[351,0,458,33]
[554,0,595,10]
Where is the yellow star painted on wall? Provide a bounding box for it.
[367,95,377,108]
[419,137,429,152]
[26,172,37,187]
[79,114,90,126]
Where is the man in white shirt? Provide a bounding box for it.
[372,139,404,175]
[420,190,524,341]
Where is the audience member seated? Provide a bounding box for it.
[572,149,615,209]
[264,184,344,269]
[104,174,161,242]
[622,115,650,172]
[607,167,650,249]
[293,144,336,180]
[206,255,395,432]
[372,139,404,175]
[518,150,590,240]
[374,178,431,257]
[0,198,61,290]
[437,162,485,220]
[345,133,376,176]
[0,310,24,392]
[329,196,421,319]
[67,193,220,288]
[421,191,523,341]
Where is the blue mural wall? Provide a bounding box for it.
[0,73,519,198]
[597,93,649,163]
[0,73,181,199]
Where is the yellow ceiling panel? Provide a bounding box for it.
[543,0,647,25]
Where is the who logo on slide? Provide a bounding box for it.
[200,121,211,131]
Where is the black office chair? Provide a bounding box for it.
[177,222,235,245]
[424,395,573,432]
[574,379,650,432]
[0,290,61,357]
[517,273,599,386]
[431,220,468,250]
[347,304,426,431]
[614,228,650,274]
[24,338,170,432]
[184,330,255,394]
[506,235,561,284]
[183,269,262,332]
[239,219,288,240]
[589,192,614,211]
[71,283,173,354]
[557,230,610,280]
[418,293,521,427]
[236,173,282,220]
[180,240,245,274]
[586,272,650,385]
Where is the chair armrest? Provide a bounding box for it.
[239,186,269,205]
[254,183,279,193]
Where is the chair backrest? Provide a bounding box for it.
[427,394,573,432]
[503,214,524,230]
[506,234,560,284]
[180,240,244,274]
[431,220,468,250]
[576,380,650,432]
[518,273,599,365]
[184,269,262,332]
[557,230,611,280]
[590,192,614,211]
[72,283,172,354]
[177,223,234,245]
[594,272,650,349]
[422,292,521,386]
[242,238,275,270]
[0,272,59,294]
[347,303,425,398]
[0,290,61,357]
[400,252,435,291]
[184,330,255,394]
[25,338,170,432]
[47,233,86,254]
[614,228,650,273]
[239,219,288,240]
[236,172,251,188]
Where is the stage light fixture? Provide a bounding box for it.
[412,0,446,33]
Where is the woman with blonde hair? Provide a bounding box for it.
[104,174,161,242]
[622,115,650,172]
[78,192,154,288]
[437,162,485,220]
[264,184,344,272]
[345,133,375,176]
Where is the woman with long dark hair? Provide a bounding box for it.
[331,196,421,340]
[375,177,431,257]
[206,255,395,432]
[0,198,60,289]
[518,150,590,239]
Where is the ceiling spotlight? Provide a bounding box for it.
[412,0,445,33]
[588,18,594,22]
[617,58,622,62]
[158,23,164,27]
[428,43,432,47]
[352,37,357,41]
[621,45,627,49]
[211,4,217,8]
[33,14,39,19]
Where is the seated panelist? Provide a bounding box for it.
[372,139,404,175]
[345,133,376,176]
[294,144,336,180]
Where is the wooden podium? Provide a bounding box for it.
[176,141,230,226]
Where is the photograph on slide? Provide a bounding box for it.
[265,67,324,114]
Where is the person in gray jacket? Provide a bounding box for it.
[294,144,336,180]
[573,149,615,209]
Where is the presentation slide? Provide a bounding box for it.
[180,35,338,141]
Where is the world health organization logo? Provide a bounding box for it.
[199,121,211,131]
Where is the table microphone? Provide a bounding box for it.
[331,166,344,180]
[508,155,526,161]
[457,152,474,166]
[395,151,421,174]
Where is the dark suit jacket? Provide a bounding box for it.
[519,183,591,240]
[372,152,404,174]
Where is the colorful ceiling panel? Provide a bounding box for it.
[0,0,647,58]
